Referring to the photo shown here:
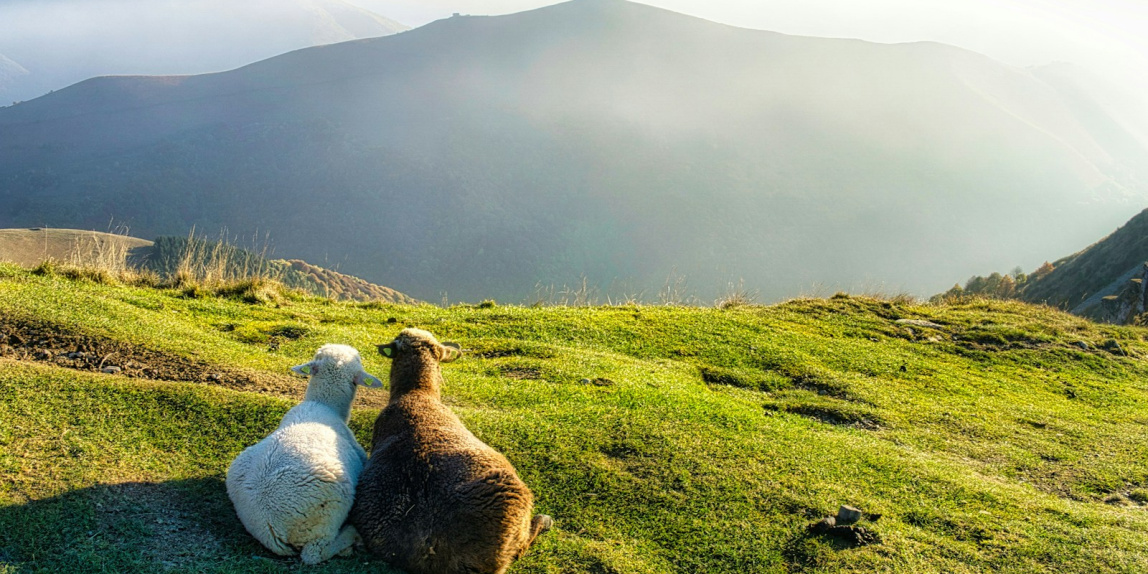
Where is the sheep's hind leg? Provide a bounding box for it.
[336,524,361,557]
[529,514,553,544]
[515,514,553,560]
[300,525,360,565]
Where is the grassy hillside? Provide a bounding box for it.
[4,263,1148,573]
[0,229,417,304]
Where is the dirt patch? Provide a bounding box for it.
[7,317,290,396]
[765,402,882,431]
[0,315,393,409]
[500,365,543,380]
[789,405,882,430]
[0,316,276,387]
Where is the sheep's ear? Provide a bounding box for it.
[291,362,314,376]
[377,342,397,359]
[356,372,384,388]
[440,342,462,363]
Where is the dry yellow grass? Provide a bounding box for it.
[0,228,152,268]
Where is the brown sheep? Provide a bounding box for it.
[350,328,551,574]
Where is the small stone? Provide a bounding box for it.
[1073,341,1089,350]
[102,366,122,374]
[1101,339,1126,356]
[837,505,863,525]
[208,373,222,382]
[811,516,836,533]
[580,378,592,384]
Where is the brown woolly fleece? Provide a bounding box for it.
[350,328,551,574]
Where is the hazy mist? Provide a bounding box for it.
[3,0,1146,302]
[0,0,407,103]
[347,0,1148,146]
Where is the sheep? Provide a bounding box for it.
[350,328,552,574]
[225,343,383,565]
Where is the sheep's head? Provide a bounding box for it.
[377,328,461,364]
[292,343,384,389]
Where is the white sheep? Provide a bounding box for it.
[225,344,382,565]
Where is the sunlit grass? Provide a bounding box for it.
[2,264,1148,572]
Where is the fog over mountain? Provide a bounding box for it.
[1,0,1146,302]
[0,0,408,104]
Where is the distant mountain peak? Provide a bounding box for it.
[2,2,1146,302]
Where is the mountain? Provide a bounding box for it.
[941,206,1148,322]
[0,0,408,104]
[2,0,1147,302]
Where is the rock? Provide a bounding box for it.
[836,505,863,525]
[1101,339,1126,356]
[895,319,945,329]
[101,366,122,374]
[580,378,592,384]
[810,516,836,533]
[208,373,222,382]
[1072,341,1089,350]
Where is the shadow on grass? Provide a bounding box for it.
[0,478,396,574]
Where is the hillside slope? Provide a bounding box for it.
[1019,208,1148,313]
[0,0,408,103]
[0,228,417,303]
[3,265,1148,572]
[940,206,1148,322]
[1,0,1145,302]
[0,228,151,267]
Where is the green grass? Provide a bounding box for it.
[3,263,1148,572]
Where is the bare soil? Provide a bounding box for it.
[0,315,391,409]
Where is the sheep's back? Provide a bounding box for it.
[353,397,535,573]
[227,409,366,551]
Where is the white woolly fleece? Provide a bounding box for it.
[225,344,373,564]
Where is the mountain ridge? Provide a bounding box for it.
[1,0,1145,302]
[0,0,409,104]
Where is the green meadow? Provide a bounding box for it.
[2,262,1148,573]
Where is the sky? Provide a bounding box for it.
[346,0,1148,92]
